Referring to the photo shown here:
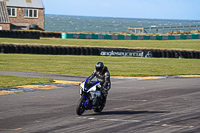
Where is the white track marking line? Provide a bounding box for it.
[77,117,159,124]
[109,99,147,102]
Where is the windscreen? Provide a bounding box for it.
[84,82,94,90]
[84,78,100,91]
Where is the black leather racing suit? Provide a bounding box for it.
[89,66,111,92]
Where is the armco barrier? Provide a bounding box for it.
[125,35,131,40]
[0,44,200,59]
[61,33,200,40]
[144,35,150,40]
[92,34,98,39]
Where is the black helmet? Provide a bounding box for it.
[95,62,104,72]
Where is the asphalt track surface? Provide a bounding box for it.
[0,71,200,133]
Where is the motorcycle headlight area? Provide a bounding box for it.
[80,83,84,90]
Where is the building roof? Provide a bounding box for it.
[0,1,10,23]
[0,0,44,9]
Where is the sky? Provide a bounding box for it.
[43,0,200,20]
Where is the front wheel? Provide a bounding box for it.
[76,96,86,115]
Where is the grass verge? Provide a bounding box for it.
[0,74,54,88]
[1,53,200,88]
[0,54,200,77]
[1,38,200,51]
[1,37,200,88]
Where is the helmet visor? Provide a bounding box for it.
[96,67,103,72]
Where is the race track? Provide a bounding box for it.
[0,71,200,133]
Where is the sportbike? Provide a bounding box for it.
[76,78,107,115]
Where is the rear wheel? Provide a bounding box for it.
[94,96,107,113]
[76,96,86,115]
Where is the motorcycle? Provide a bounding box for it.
[76,78,107,116]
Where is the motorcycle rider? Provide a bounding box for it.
[89,62,111,96]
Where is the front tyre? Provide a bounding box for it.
[76,96,86,115]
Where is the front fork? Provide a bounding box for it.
[82,94,93,109]
[81,93,103,109]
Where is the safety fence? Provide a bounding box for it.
[61,33,200,40]
[0,44,200,59]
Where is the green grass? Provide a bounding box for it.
[1,37,200,88]
[0,74,54,88]
[1,38,200,51]
[0,54,200,77]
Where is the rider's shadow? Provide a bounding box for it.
[87,110,170,116]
